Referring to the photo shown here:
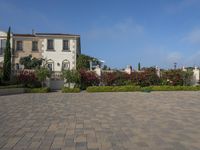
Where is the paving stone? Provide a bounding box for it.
[0,92,200,150]
[28,141,41,149]
[3,137,21,148]
[87,142,100,149]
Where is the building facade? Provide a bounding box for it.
[0,31,81,72]
[0,31,13,67]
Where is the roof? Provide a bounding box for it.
[35,33,80,37]
[13,34,36,37]
[13,33,80,37]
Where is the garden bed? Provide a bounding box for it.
[0,87,25,96]
[141,86,200,91]
[62,87,80,93]
[86,85,200,92]
[25,87,51,93]
[86,86,141,92]
[0,84,23,89]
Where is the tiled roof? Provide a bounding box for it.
[35,33,80,36]
[13,34,36,37]
[13,33,80,37]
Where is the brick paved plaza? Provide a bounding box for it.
[0,92,200,150]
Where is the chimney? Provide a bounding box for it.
[32,29,35,35]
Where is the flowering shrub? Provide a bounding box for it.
[101,72,130,86]
[35,67,51,87]
[161,69,193,86]
[101,72,117,86]
[120,68,160,87]
[17,70,41,88]
[79,70,100,89]
[62,69,80,87]
[101,68,161,87]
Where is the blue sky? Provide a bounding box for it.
[1,0,200,69]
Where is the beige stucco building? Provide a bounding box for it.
[0,30,81,71]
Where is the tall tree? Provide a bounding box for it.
[3,27,11,81]
[76,54,101,70]
[19,55,43,69]
[35,67,51,87]
[138,62,141,71]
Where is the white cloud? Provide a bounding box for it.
[163,50,200,67]
[182,28,200,44]
[0,0,52,33]
[166,52,183,64]
[165,0,199,13]
[85,18,144,40]
[185,51,200,66]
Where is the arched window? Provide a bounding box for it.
[62,60,70,70]
[46,59,54,71]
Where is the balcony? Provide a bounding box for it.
[51,71,63,80]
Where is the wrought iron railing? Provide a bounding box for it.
[50,71,63,80]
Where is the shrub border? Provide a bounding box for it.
[62,87,80,93]
[0,84,24,89]
[0,88,25,96]
[86,85,200,92]
[87,86,141,92]
[25,87,51,93]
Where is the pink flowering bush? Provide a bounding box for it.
[130,68,161,87]
[101,72,130,86]
[17,70,41,88]
[79,70,100,89]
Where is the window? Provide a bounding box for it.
[46,59,54,71]
[0,39,6,55]
[62,60,70,70]
[47,63,53,71]
[47,39,54,50]
[63,40,69,51]
[16,41,23,51]
[32,41,38,51]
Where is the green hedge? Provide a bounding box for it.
[62,87,80,93]
[141,86,200,91]
[25,87,50,93]
[0,84,24,89]
[87,85,200,92]
[86,86,141,92]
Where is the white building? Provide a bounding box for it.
[37,33,80,71]
[0,31,13,67]
[0,31,81,72]
[192,67,200,85]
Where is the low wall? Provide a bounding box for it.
[0,88,25,96]
[46,79,64,90]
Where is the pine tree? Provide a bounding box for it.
[3,27,11,81]
[138,62,141,71]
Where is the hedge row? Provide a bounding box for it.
[142,86,200,91]
[25,87,51,93]
[87,86,142,92]
[0,84,24,89]
[86,85,200,92]
[62,87,80,93]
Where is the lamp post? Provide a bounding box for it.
[174,62,177,70]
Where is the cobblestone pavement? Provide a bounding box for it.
[0,92,200,150]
